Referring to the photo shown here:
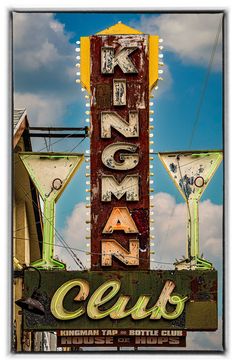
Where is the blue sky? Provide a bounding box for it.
[13,12,223,211]
[53,12,223,216]
[13,11,224,351]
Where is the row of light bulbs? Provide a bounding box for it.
[75,37,165,264]
[75,41,91,264]
[149,39,165,259]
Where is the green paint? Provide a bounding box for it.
[19,153,84,270]
[31,200,65,270]
[24,270,217,331]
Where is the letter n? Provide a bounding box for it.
[101,239,139,266]
[101,111,139,138]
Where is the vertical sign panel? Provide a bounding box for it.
[90,34,150,270]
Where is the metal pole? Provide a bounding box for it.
[188,198,199,258]
[31,200,65,270]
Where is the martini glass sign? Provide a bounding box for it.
[159,151,222,270]
[19,153,84,270]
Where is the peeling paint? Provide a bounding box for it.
[90,34,150,270]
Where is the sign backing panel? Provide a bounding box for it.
[23,270,217,331]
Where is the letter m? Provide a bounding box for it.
[101,175,139,201]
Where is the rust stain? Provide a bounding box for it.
[90,34,150,270]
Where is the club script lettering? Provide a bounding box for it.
[50,278,188,321]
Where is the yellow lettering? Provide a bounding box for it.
[51,278,188,322]
[50,279,89,320]
[103,207,138,233]
[87,279,120,319]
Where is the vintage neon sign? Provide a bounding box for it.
[80,23,159,270]
[50,278,188,321]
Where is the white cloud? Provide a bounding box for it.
[57,192,223,350]
[151,193,223,269]
[56,202,89,270]
[13,13,72,72]
[13,13,81,126]
[60,192,223,272]
[187,318,223,351]
[14,92,66,126]
[133,13,223,70]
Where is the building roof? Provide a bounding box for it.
[13,108,27,135]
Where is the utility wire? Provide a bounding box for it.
[14,136,88,268]
[188,15,222,148]
[16,182,85,270]
[13,236,174,266]
[67,136,87,153]
[14,131,87,167]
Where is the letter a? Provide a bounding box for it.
[103,207,139,233]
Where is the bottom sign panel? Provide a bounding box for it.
[56,328,187,348]
[23,270,217,331]
[57,336,186,348]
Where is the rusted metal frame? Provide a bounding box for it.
[90,34,150,270]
